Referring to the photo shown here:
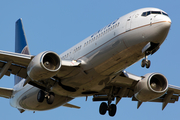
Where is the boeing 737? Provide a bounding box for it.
[0,7,179,117]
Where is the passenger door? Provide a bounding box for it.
[125,13,135,32]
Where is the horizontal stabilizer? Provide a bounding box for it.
[63,103,80,109]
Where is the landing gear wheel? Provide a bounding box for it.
[99,102,108,115]
[37,90,45,103]
[141,59,146,68]
[141,59,151,69]
[46,92,55,105]
[108,104,117,117]
[146,60,151,68]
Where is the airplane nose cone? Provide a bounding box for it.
[162,17,171,30]
[165,14,171,23]
[157,15,171,27]
[163,16,171,32]
[164,16,171,27]
[149,15,171,44]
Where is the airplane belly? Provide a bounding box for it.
[51,68,109,97]
[13,87,73,111]
[94,42,146,75]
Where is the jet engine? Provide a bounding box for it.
[27,51,61,81]
[134,73,168,102]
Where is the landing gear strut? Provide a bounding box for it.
[141,52,151,68]
[37,90,55,105]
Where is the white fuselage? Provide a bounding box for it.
[10,8,171,111]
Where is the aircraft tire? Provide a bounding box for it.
[146,60,151,68]
[141,59,146,68]
[37,90,45,103]
[46,92,55,105]
[99,102,108,115]
[108,104,117,117]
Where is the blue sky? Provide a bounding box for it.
[0,0,180,120]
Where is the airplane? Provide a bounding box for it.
[0,7,179,117]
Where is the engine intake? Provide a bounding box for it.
[134,73,168,102]
[27,51,61,81]
[149,74,167,92]
[41,52,61,71]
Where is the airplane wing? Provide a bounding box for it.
[0,87,13,99]
[0,50,33,79]
[0,50,80,89]
[93,70,180,110]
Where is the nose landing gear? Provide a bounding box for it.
[141,54,151,68]
[141,42,160,69]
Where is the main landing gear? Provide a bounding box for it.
[37,90,55,104]
[99,102,117,117]
[141,52,151,69]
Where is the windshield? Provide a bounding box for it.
[141,11,169,17]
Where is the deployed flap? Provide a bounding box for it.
[63,103,80,109]
[0,87,13,99]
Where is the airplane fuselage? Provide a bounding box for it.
[10,7,171,111]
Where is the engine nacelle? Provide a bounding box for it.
[134,73,168,102]
[27,51,61,81]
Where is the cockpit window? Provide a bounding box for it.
[141,12,147,16]
[141,11,169,17]
[147,11,151,16]
[162,12,169,16]
[151,11,161,14]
